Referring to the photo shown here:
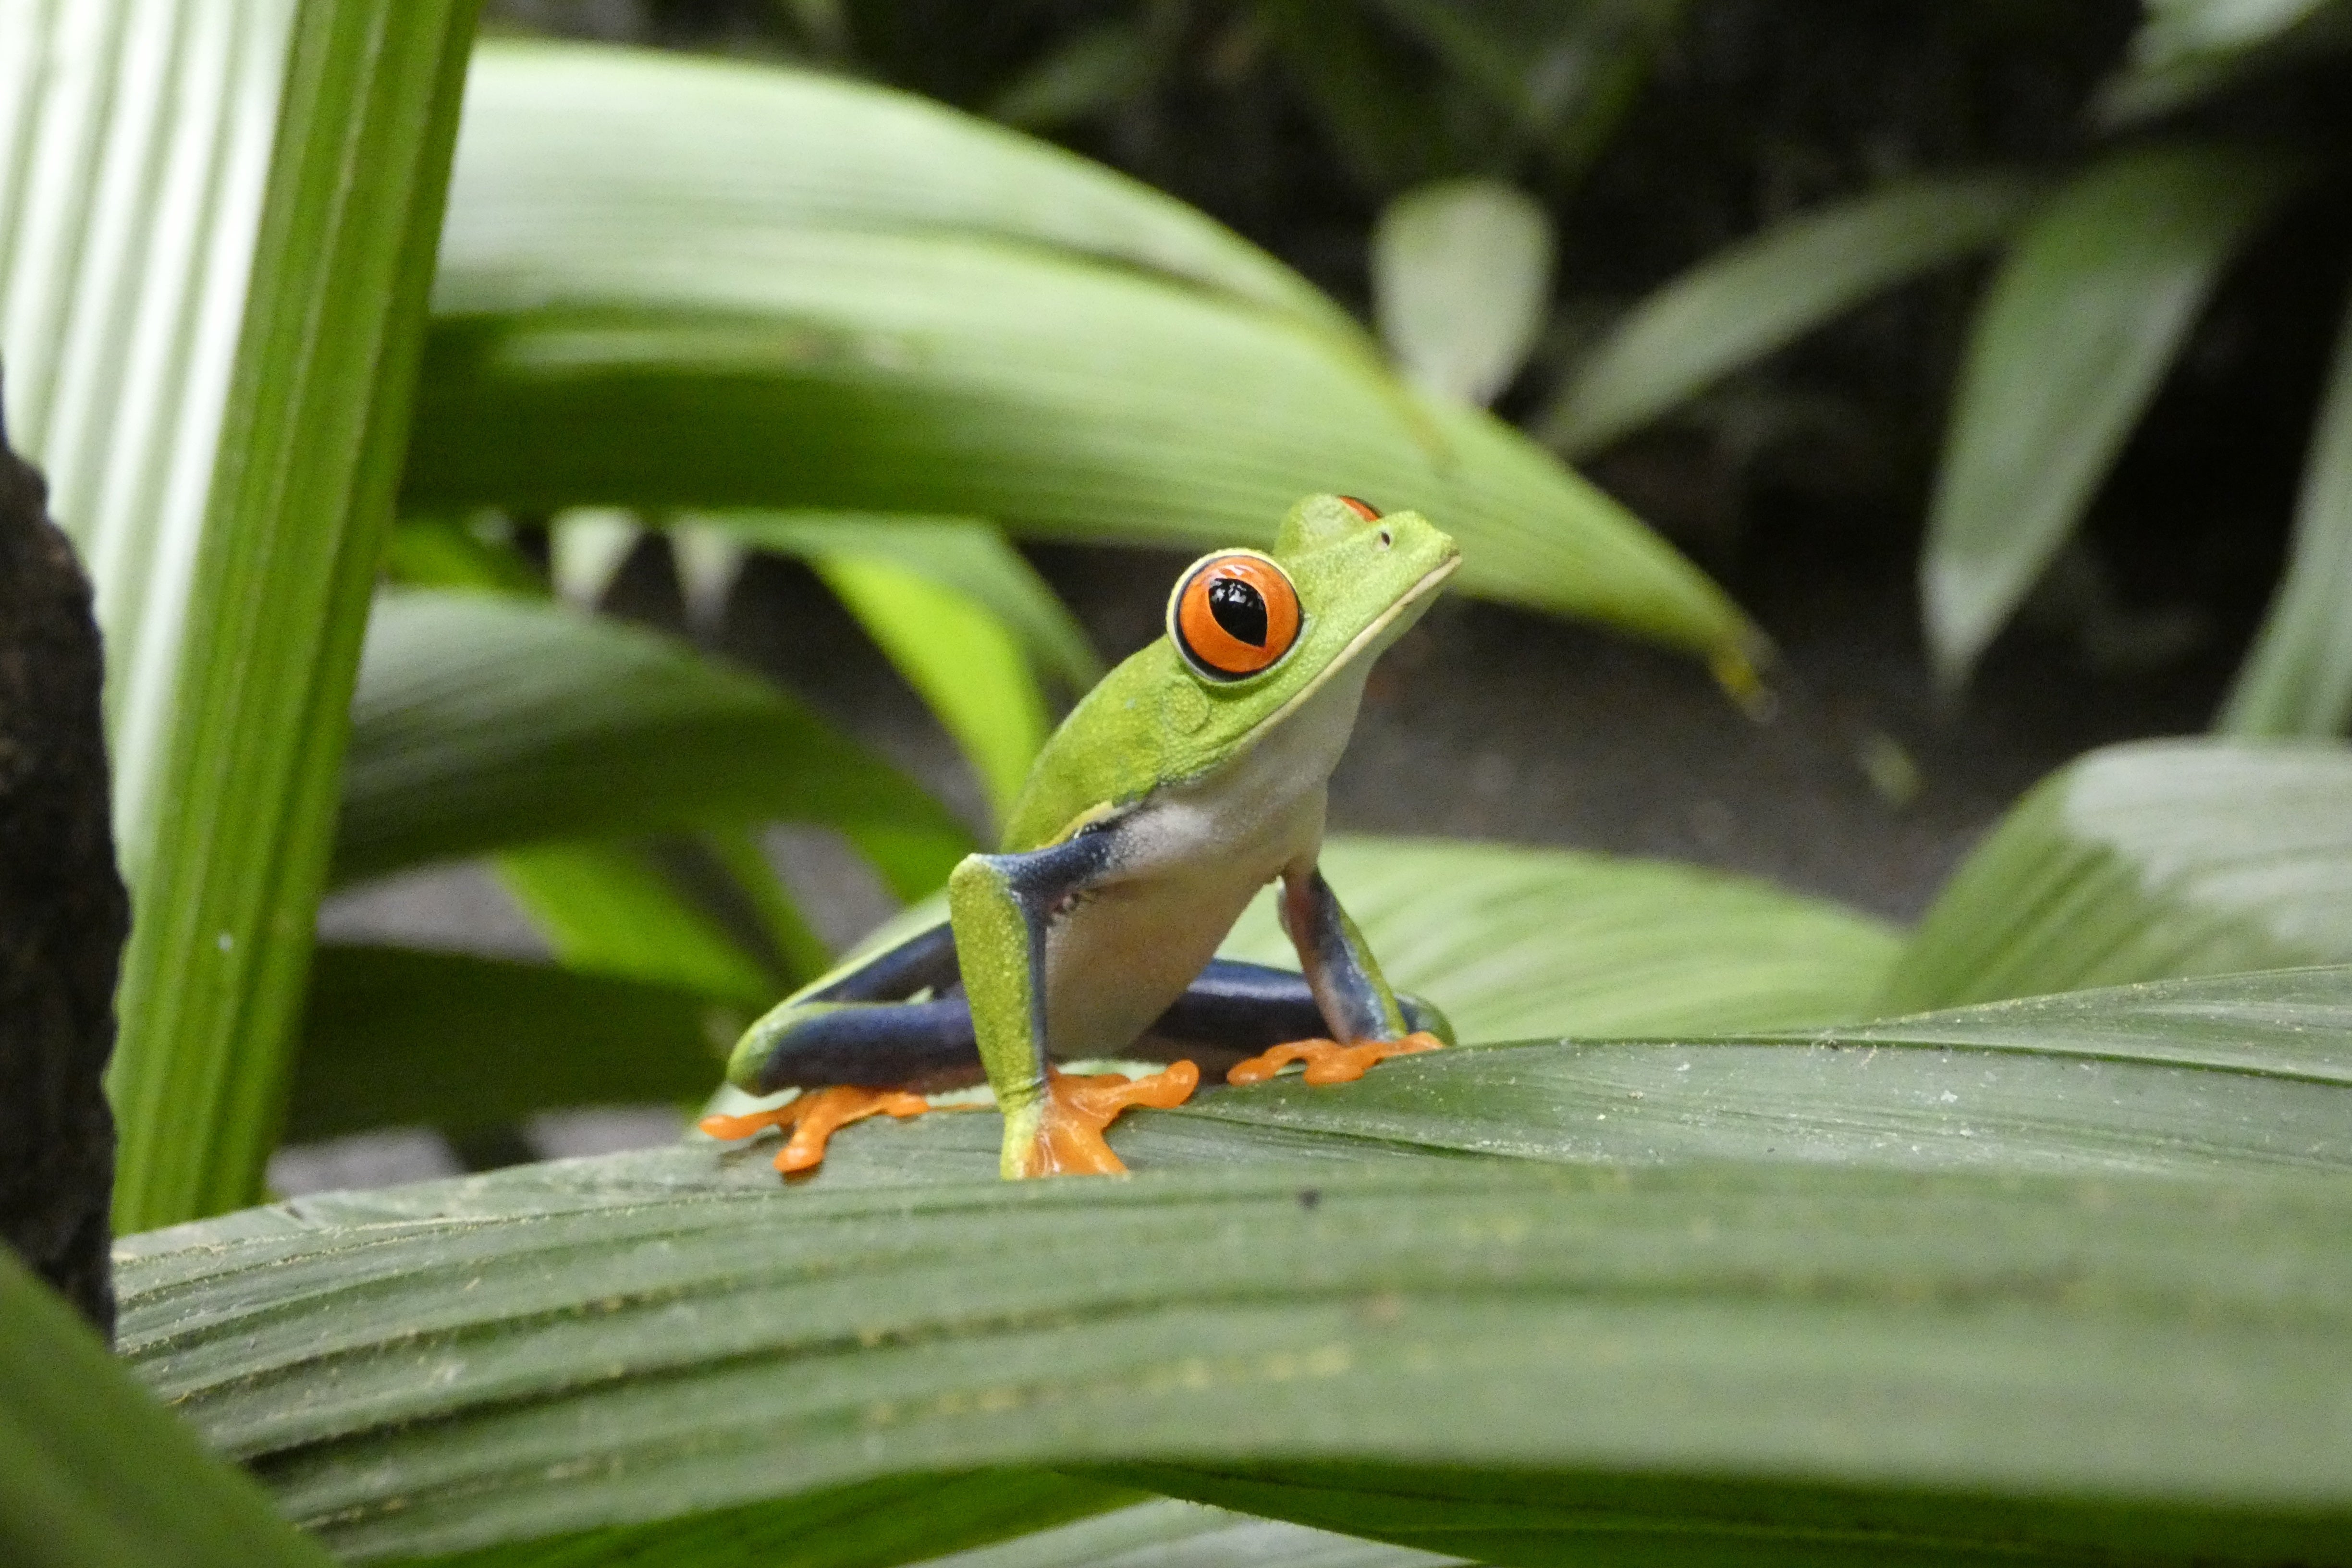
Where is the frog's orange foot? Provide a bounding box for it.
[1014,1061,1200,1177]
[698,1085,934,1176]
[1226,1030,1446,1087]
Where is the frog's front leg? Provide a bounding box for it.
[949,834,1200,1178]
[700,921,979,1174]
[1227,863,1449,1086]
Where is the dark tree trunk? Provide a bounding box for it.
[0,376,130,1340]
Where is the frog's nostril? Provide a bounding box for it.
[1377,528,1393,549]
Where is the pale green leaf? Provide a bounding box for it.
[412,44,1760,668]
[2217,287,2352,736]
[1543,175,2043,457]
[0,1250,330,1568]
[336,589,974,899]
[685,510,1102,690]
[816,554,1050,831]
[1373,179,1554,406]
[117,1057,2352,1566]
[1883,738,2352,1011]
[1220,835,1901,1039]
[1,0,479,1228]
[2138,0,2337,58]
[289,944,731,1143]
[913,1499,1463,1568]
[1922,146,2302,688]
[496,841,778,1005]
[2097,0,2352,123]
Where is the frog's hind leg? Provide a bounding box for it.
[704,922,982,1174]
[1225,867,1450,1086]
[1143,958,1450,1074]
[950,835,1200,1179]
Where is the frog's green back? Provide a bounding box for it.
[1001,643,1191,849]
[999,495,1460,852]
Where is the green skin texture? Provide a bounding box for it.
[730,495,1461,1176]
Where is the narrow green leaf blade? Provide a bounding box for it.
[1543,175,2043,457]
[386,515,544,596]
[335,589,974,894]
[1883,738,2352,1010]
[1221,836,1901,1039]
[703,826,833,991]
[0,1250,331,1568]
[814,554,1050,830]
[116,1152,2352,1565]
[0,0,480,1228]
[1922,146,2302,688]
[686,511,1102,690]
[496,841,778,1004]
[2217,287,2352,736]
[1372,179,1554,406]
[289,944,728,1142]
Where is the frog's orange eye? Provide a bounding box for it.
[1338,495,1382,521]
[1171,552,1302,680]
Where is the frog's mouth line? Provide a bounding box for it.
[1253,551,1461,739]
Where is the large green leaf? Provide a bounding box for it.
[436,38,1350,338]
[1883,738,2352,1011]
[1541,175,2043,458]
[117,1027,2352,1568]
[1921,146,2302,689]
[335,589,974,898]
[406,42,1759,669]
[287,945,732,1143]
[0,1250,331,1568]
[1222,836,1901,1039]
[2217,289,2352,736]
[1,0,480,1227]
[1164,966,2352,1177]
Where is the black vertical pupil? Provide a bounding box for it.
[1207,576,1268,646]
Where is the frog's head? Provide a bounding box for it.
[1162,493,1459,749]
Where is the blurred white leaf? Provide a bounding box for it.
[671,522,748,635]
[1373,179,1554,405]
[550,506,639,607]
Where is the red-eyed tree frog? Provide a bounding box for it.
[700,494,1459,1177]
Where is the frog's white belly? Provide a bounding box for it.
[1038,660,1370,1058]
